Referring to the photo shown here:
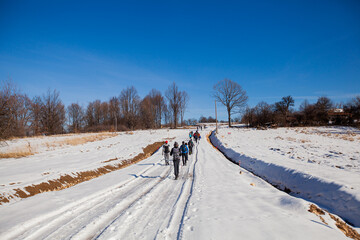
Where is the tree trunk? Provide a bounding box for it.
[228,108,231,127]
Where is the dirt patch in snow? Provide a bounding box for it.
[308,204,360,239]
[328,212,360,240]
[0,141,164,205]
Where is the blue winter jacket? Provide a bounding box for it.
[180,145,188,154]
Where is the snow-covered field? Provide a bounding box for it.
[0,127,358,239]
[211,126,360,227]
[0,129,184,202]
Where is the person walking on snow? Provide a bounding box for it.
[188,139,194,155]
[194,130,201,143]
[170,142,181,180]
[189,131,193,140]
[180,141,189,166]
[162,141,170,165]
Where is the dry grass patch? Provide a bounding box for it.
[0,143,34,159]
[329,213,360,240]
[0,151,34,159]
[308,204,360,240]
[47,132,115,148]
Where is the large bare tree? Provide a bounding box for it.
[165,82,182,128]
[213,78,248,127]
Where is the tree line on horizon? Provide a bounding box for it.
[0,80,190,140]
[241,95,360,128]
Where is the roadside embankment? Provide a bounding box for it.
[209,131,360,227]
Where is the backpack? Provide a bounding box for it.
[171,147,181,160]
[164,144,170,153]
[180,145,188,153]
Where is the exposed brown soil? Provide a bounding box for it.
[0,141,164,205]
[308,204,325,216]
[328,213,360,240]
[308,204,360,239]
[102,157,119,163]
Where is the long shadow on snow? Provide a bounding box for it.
[209,131,360,227]
[129,174,161,179]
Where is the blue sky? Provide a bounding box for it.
[1,0,359,120]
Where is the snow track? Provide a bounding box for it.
[1,140,199,240]
[0,130,354,239]
[4,159,171,239]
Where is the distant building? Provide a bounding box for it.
[328,109,352,125]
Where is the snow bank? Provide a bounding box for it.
[210,130,360,227]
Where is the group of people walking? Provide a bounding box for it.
[162,130,201,180]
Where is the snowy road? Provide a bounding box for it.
[0,130,352,239]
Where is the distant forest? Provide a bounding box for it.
[1,79,359,140]
[0,80,191,140]
[241,95,360,128]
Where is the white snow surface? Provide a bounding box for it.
[211,126,360,227]
[0,127,356,239]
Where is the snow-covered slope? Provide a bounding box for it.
[0,128,354,239]
[211,126,360,227]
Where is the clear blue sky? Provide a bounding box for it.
[1,0,359,120]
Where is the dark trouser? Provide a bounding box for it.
[189,147,192,155]
[173,158,180,178]
[182,153,188,165]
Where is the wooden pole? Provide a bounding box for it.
[215,100,218,134]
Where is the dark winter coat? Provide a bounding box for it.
[170,147,181,160]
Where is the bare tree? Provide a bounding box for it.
[162,103,172,127]
[0,80,18,139]
[67,103,84,132]
[119,86,140,130]
[274,95,295,126]
[0,80,33,139]
[140,96,155,129]
[179,91,189,126]
[30,96,43,135]
[213,78,248,127]
[109,97,120,131]
[40,89,66,135]
[85,101,96,130]
[315,96,333,125]
[149,89,165,128]
[165,82,182,128]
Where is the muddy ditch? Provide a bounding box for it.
[0,141,164,205]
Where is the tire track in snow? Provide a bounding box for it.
[95,139,199,240]
[4,157,167,240]
[50,166,172,240]
[152,140,200,240]
[176,140,199,240]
